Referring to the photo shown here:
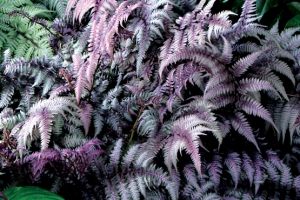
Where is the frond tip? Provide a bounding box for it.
[164,114,212,176]
[12,97,80,154]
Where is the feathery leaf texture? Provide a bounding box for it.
[163,114,212,176]
[0,0,54,61]
[230,111,260,151]
[1,0,300,199]
[12,97,80,152]
[225,152,242,189]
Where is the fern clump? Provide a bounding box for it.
[0,0,300,199]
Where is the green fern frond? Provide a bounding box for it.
[0,0,54,61]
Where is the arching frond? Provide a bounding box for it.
[12,97,80,153]
[225,152,241,189]
[163,114,213,176]
[230,111,260,151]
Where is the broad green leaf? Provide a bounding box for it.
[256,0,278,21]
[287,2,300,15]
[285,14,300,29]
[1,186,64,200]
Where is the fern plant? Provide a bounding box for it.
[0,0,300,199]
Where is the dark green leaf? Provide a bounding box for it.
[287,2,300,15]
[232,0,246,14]
[1,186,64,200]
[256,0,278,21]
[285,14,300,29]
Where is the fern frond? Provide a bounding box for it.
[279,97,300,143]
[204,81,235,101]
[236,96,278,132]
[230,51,263,77]
[206,11,235,42]
[63,132,86,148]
[231,111,260,151]
[92,106,104,137]
[191,181,215,200]
[109,139,123,172]
[49,84,72,99]
[104,141,178,200]
[267,59,295,85]
[159,47,217,77]
[164,114,212,176]
[74,61,88,104]
[0,85,14,108]
[225,152,241,189]
[79,101,93,136]
[234,0,258,28]
[182,164,202,194]
[220,35,232,64]
[237,78,279,97]
[253,153,265,194]
[0,1,54,61]
[279,163,293,190]
[13,97,80,153]
[257,68,288,100]
[207,154,222,189]
[264,161,280,183]
[293,176,300,194]
[241,152,254,187]
[183,97,223,145]
[138,108,160,137]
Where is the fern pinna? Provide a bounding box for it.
[0,0,300,199]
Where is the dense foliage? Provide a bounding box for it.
[0,0,69,62]
[0,0,300,199]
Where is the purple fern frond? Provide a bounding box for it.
[279,163,293,190]
[236,96,278,132]
[204,82,235,101]
[164,115,211,176]
[237,78,279,97]
[293,176,300,194]
[79,101,93,136]
[75,62,88,104]
[231,111,260,151]
[231,51,263,77]
[264,161,280,183]
[0,85,14,108]
[234,0,257,28]
[159,47,217,77]
[207,155,222,189]
[160,38,173,61]
[206,11,235,41]
[49,84,71,99]
[209,94,235,109]
[220,35,233,64]
[225,152,241,189]
[109,139,123,172]
[241,152,254,187]
[265,150,282,169]
[73,0,96,23]
[183,164,201,192]
[253,153,265,194]
[40,109,53,150]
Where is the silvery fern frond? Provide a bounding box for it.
[11,97,81,154]
[162,114,214,176]
[102,139,178,200]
